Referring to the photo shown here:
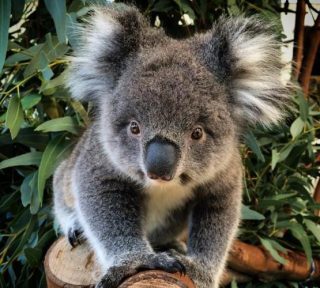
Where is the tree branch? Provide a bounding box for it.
[299,13,320,96]
[292,0,306,79]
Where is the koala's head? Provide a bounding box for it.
[67,5,289,187]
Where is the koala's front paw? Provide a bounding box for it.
[67,227,85,248]
[169,254,216,288]
[136,253,186,274]
[96,252,185,288]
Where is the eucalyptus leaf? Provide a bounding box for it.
[30,171,40,214]
[21,94,42,110]
[241,205,265,220]
[5,95,24,139]
[35,117,80,134]
[290,117,304,139]
[3,216,37,271]
[24,247,42,267]
[0,0,11,72]
[304,219,320,243]
[20,173,34,207]
[260,237,287,265]
[38,135,74,203]
[245,131,265,162]
[271,149,280,170]
[44,0,67,43]
[0,152,42,169]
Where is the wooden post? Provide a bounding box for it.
[44,237,196,288]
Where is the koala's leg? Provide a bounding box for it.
[173,176,242,288]
[53,160,85,247]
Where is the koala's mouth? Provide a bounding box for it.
[142,171,192,187]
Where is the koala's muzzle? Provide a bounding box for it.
[145,139,179,181]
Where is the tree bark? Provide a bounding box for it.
[228,240,320,281]
[292,0,306,79]
[299,13,320,96]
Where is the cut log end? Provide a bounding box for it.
[44,237,196,288]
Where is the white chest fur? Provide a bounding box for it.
[144,181,193,235]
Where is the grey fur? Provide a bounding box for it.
[54,5,289,288]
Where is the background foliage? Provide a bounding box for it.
[0,1,319,287]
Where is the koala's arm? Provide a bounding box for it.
[175,162,242,288]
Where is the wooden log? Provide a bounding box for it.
[44,237,195,288]
[228,240,320,282]
[45,237,320,287]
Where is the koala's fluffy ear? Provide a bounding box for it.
[197,17,290,126]
[67,5,145,102]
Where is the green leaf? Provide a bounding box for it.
[241,205,265,220]
[260,237,287,265]
[231,279,238,288]
[24,247,42,267]
[43,34,69,61]
[278,144,294,162]
[271,149,280,170]
[287,223,312,265]
[24,49,52,79]
[0,152,42,169]
[152,0,173,13]
[5,95,24,139]
[245,131,265,162]
[29,171,40,214]
[38,51,53,80]
[0,0,11,72]
[0,129,49,150]
[5,44,44,65]
[44,0,67,43]
[290,117,304,139]
[304,219,320,243]
[35,116,79,134]
[277,221,312,265]
[269,239,287,254]
[21,94,42,110]
[38,135,74,203]
[66,13,79,48]
[20,173,34,207]
[12,0,25,21]
[298,93,309,121]
[3,216,37,270]
[265,192,297,201]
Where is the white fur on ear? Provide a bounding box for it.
[66,9,121,102]
[226,17,289,126]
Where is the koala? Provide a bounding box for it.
[53,4,289,288]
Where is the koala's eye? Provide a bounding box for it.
[129,121,140,135]
[191,127,203,140]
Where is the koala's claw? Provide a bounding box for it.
[137,258,186,275]
[67,228,84,248]
[96,254,186,288]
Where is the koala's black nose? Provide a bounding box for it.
[145,139,179,181]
